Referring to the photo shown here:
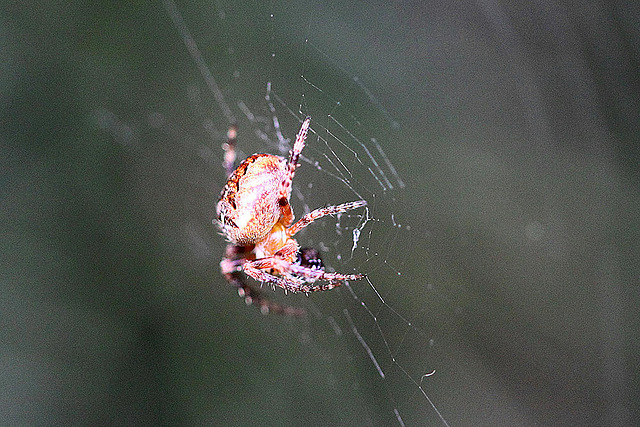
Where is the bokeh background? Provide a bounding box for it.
[2,0,638,425]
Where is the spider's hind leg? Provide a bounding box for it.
[223,270,306,316]
[222,124,238,176]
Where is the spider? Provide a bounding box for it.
[216,117,366,315]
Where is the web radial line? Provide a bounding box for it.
[328,115,392,191]
[345,282,448,425]
[265,82,289,152]
[365,276,386,304]
[163,0,236,124]
[393,408,406,427]
[392,361,450,427]
[320,128,355,177]
[236,101,278,149]
[351,76,399,129]
[345,282,396,362]
[304,41,399,129]
[292,153,353,193]
[367,167,386,192]
[372,138,405,189]
[347,268,450,424]
[320,153,353,189]
[390,323,413,361]
[323,127,361,159]
[300,75,325,94]
[236,101,256,122]
[344,309,385,378]
[408,365,449,427]
[271,90,311,121]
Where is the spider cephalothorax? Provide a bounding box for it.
[216,117,366,314]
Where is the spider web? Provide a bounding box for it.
[147,1,454,424]
[3,0,636,424]
[94,1,636,425]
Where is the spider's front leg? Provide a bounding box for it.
[244,241,365,294]
[279,117,310,202]
[242,241,306,293]
[220,244,305,316]
[285,262,365,283]
[244,259,349,294]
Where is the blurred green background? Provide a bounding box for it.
[2,0,638,425]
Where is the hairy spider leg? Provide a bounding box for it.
[243,261,356,294]
[279,117,310,201]
[287,200,367,237]
[220,245,305,316]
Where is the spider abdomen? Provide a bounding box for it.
[217,154,289,245]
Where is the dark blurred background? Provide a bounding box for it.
[1,0,638,425]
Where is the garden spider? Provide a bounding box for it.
[216,117,366,315]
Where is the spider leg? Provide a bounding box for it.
[222,124,238,176]
[287,200,367,237]
[279,117,310,201]
[244,255,364,294]
[244,261,346,294]
[220,244,305,316]
[285,262,364,282]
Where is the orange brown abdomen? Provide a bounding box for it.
[217,154,288,245]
